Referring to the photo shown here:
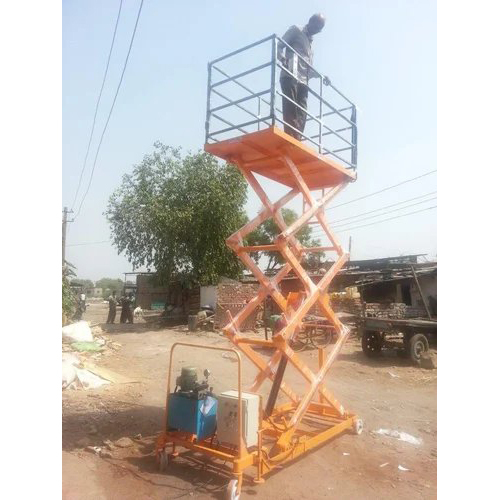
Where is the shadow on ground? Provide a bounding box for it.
[99,322,171,335]
[63,402,258,499]
[62,403,164,451]
[338,348,415,368]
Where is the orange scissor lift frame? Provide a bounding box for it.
[156,35,361,498]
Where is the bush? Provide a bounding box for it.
[62,271,76,323]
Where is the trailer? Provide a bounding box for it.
[357,316,437,364]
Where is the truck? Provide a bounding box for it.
[358,316,437,364]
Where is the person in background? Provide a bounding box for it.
[127,292,135,323]
[120,293,130,324]
[120,292,134,324]
[106,290,118,324]
[73,290,86,320]
[278,13,331,140]
[79,291,86,311]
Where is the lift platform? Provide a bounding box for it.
[205,126,355,189]
[157,34,360,499]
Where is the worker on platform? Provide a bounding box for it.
[278,13,331,140]
[106,290,118,324]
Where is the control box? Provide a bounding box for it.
[217,390,260,448]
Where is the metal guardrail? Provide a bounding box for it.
[205,34,358,170]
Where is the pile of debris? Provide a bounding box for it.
[62,352,110,390]
[62,321,122,390]
[190,305,215,331]
[62,321,122,356]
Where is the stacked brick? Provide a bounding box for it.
[331,298,427,319]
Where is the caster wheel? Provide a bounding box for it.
[352,418,363,435]
[225,478,240,500]
[158,450,168,472]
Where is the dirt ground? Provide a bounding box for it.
[62,302,437,499]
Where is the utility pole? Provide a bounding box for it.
[62,207,74,267]
[348,236,352,262]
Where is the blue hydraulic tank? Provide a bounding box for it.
[167,393,218,440]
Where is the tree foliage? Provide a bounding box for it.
[247,208,324,270]
[62,263,77,321]
[95,278,124,294]
[106,143,248,286]
[70,279,94,290]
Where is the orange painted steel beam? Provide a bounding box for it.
[239,244,280,253]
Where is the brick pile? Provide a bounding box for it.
[331,298,427,319]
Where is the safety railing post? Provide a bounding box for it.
[319,77,323,154]
[270,35,277,126]
[351,106,357,169]
[258,97,261,130]
[205,62,212,143]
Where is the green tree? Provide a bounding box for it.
[105,143,248,285]
[95,278,124,295]
[62,263,77,322]
[247,208,324,271]
[70,278,94,290]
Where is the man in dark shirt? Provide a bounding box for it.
[120,293,134,324]
[106,290,118,324]
[278,14,331,140]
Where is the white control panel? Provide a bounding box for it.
[217,390,260,448]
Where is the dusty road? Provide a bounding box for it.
[62,303,436,499]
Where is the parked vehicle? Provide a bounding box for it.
[358,316,437,364]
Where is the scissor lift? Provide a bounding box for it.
[157,35,361,499]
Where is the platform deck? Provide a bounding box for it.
[205,126,355,190]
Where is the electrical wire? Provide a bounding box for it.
[310,195,437,235]
[333,197,436,228]
[332,205,437,234]
[70,0,124,211]
[325,169,437,212]
[74,0,145,220]
[328,191,436,225]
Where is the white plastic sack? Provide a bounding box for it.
[62,353,81,366]
[75,368,110,390]
[62,361,77,389]
[62,321,93,343]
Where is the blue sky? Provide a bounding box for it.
[63,0,436,282]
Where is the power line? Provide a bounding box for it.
[317,191,437,228]
[71,0,124,211]
[325,169,437,211]
[67,240,111,247]
[333,197,436,228]
[311,194,437,235]
[74,0,145,220]
[331,205,437,235]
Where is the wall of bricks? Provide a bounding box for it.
[217,280,260,304]
[215,279,260,330]
[215,303,260,331]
